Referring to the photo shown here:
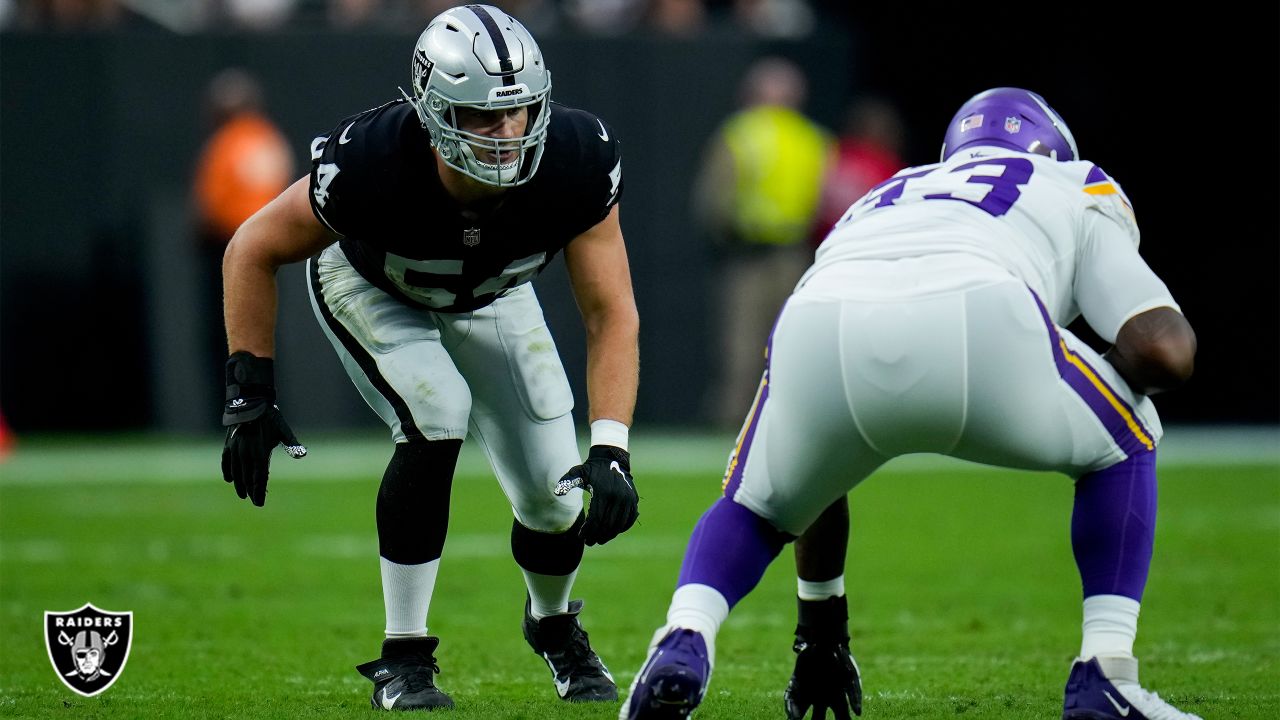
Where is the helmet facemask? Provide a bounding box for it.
[405,5,553,188]
[417,87,550,187]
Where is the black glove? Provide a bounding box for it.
[783,595,862,719]
[553,445,638,546]
[221,351,306,507]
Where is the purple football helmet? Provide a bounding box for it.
[941,87,1078,162]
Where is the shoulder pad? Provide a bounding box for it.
[1080,163,1139,247]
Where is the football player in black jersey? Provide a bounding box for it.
[220,5,639,711]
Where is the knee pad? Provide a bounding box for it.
[377,439,463,565]
[511,513,586,576]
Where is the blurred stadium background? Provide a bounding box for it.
[1,2,1277,717]
[0,1,1276,435]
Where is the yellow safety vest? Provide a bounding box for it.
[721,105,830,246]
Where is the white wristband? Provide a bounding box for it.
[590,419,630,452]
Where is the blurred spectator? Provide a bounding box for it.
[0,408,13,461]
[647,0,706,36]
[193,69,294,245]
[733,0,814,38]
[811,96,906,244]
[328,0,383,28]
[694,56,831,428]
[191,68,294,402]
[224,0,296,30]
[15,0,122,30]
[562,0,644,35]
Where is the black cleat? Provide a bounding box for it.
[522,597,618,702]
[356,636,455,711]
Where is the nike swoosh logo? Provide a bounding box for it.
[610,461,633,491]
[553,675,571,697]
[381,688,403,709]
[1103,690,1131,716]
[596,119,608,142]
[543,653,572,697]
[339,123,355,144]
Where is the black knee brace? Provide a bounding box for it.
[376,439,463,565]
[511,513,587,576]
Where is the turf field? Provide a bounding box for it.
[1,428,1277,719]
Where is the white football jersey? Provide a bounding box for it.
[810,146,1177,342]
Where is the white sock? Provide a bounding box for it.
[665,583,730,667]
[381,557,439,638]
[798,575,845,600]
[1081,594,1140,659]
[523,568,577,620]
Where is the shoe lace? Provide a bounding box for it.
[1115,682,1200,720]
[398,653,442,693]
[556,623,602,675]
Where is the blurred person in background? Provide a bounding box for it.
[562,0,644,34]
[646,0,707,36]
[732,0,814,38]
[411,0,559,33]
[694,56,830,429]
[10,0,159,30]
[622,87,1202,720]
[810,96,906,244]
[222,0,296,30]
[218,4,639,711]
[192,68,294,418]
[327,0,385,28]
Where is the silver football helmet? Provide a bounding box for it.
[405,5,552,187]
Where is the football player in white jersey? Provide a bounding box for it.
[219,5,639,711]
[621,88,1201,720]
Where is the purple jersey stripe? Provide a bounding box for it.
[1027,289,1153,456]
[722,369,768,497]
[722,301,790,496]
[1085,164,1108,185]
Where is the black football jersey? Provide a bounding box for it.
[307,99,623,313]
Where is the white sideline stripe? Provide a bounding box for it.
[0,533,691,564]
[0,427,1275,487]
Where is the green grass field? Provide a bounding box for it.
[2,430,1278,719]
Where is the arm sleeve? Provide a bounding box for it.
[1074,208,1181,343]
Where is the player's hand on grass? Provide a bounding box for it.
[220,352,306,507]
[554,445,638,546]
[784,639,862,720]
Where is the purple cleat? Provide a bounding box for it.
[1062,655,1203,720]
[620,628,711,720]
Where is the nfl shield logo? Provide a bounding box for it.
[45,603,133,697]
[1004,116,1022,134]
[463,228,481,247]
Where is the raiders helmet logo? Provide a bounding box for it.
[412,49,435,97]
[45,603,133,697]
